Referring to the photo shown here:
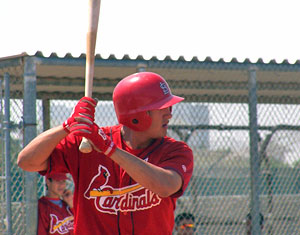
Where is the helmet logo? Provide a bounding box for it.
[160,82,169,95]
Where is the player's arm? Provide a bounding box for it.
[111,148,182,197]
[17,97,97,172]
[17,125,68,172]
[69,122,182,197]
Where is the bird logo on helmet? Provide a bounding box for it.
[160,82,170,95]
[113,72,184,131]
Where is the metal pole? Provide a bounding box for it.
[42,98,50,132]
[248,66,261,235]
[0,77,4,233]
[42,98,50,196]
[4,73,12,235]
[23,57,38,235]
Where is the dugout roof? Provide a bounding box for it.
[1,51,300,104]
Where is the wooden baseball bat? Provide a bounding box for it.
[79,0,101,153]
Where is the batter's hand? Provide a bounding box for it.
[69,122,117,157]
[63,97,97,133]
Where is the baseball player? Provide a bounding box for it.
[245,212,264,235]
[18,72,194,235]
[38,172,74,235]
[175,212,196,235]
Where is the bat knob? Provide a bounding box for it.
[79,137,93,153]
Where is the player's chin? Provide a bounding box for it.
[149,125,167,138]
[57,189,65,195]
[160,125,168,136]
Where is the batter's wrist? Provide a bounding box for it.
[62,121,70,133]
[104,142,117,158]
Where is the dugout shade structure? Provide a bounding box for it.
[1,51,300,103]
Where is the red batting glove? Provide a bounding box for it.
[63,97,97,133]
[69,122,117,157]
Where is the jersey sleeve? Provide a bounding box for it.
[158,141,194,198]
[37,199,50,235]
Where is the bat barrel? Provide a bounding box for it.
[79,0,101,153]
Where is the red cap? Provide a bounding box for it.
[46,172,68,181]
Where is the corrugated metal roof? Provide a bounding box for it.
[1,51,300,103]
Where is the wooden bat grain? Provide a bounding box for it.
[79,0,101,153]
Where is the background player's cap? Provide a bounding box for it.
[46,172,68,181]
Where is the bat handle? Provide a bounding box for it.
[79,83,93,153]
[79,82,94,153]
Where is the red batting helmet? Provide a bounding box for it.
[113,72,184,131]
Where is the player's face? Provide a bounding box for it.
[245,219,263,235]
[176,218,195,235]
[147,106,172,138]
[47,179,67,198]
[246,219,251,235]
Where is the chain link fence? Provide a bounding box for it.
[0,67,27,234]
[1,55,300,235]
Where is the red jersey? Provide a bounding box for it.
[42,125,193,235]
[37,196,74,235]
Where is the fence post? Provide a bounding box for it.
[42,98,50,196]
[42,98,50,132]
[0,76,3,234]
[4,73,12,235]
[23,57,38,235]
[248,66,261,235]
